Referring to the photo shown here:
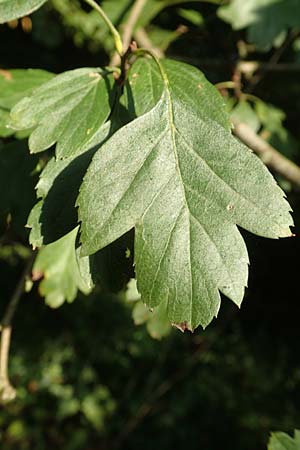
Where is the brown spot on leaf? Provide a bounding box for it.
[32,270,43,281]
[172,321,194,333]
[197,83,203,90]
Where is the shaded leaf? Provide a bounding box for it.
[230,100,260,133]
[10,68,115,158]
[218,0,300,51]
[33,227,92,308]
[78,58,293,330]
[0,68,53,138]
[0,0,48,24]
[268,431,300,450]
[132,299,172,340]
[26,121,111,247]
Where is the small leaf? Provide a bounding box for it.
[0,68,53,138]
[132,298,172,340]
[218,0,300,51]
[0,0,48,24]
[230,101,261,133]
[33,227,92,308]
[78,58,293,330]
[10,68,115,158]
[268,431,300,450]
[129,280,171,339]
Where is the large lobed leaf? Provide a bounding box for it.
[77,58,293,330]
[10,68,115,158]
[0,0,48,23]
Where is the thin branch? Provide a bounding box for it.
[246,29,300,92]
[134,28,164,59]
[233,121,300,188]
[110,0,148,66]
[122,0,148,52]
[0,253,35,403]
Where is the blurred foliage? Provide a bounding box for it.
[0,0,300,448]
[0,282,299,450]
[268,430,300,450]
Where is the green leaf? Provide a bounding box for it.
[10,68,115,158]
[132,299,172,340]
[0,0,48,23]
[77,58,293,330]
[27,122,111,247]
[218,0,300,51]
[268,431,300,450]
[230,100,261,133]
[33,227,93,308]
[123,58,231,129]
[0,68,53,138]
[177,8,204,26]
[294,431,300,448]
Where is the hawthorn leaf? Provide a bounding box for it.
[0,69,53,109]
[10,68,115,158]
[132,299,172,340]
[127,280,171,339]
[33,227,92,308]
[0,68,53,138]
[27,121,111,247]
[294,431,300,448]
[78,58,293,330]
[230,101,260,133]
[0,0,48,23]
[124,58,231,130]
[218,0,300,51]
[268,431,300,450]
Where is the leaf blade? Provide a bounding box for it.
[78,58,293,329]
[0,0,48,23]
[10,68,115,158]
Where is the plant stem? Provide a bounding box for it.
[134,28,164,59]
[83,0,123,55]
[215,81,237,90]
[122,0,147,52]
[110,0,148,67]
[233,121,300,188]
[0,253,35,403]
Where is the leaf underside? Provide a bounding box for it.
[77,58,293,330]
[0,0,48,23]
[10,68,115,159]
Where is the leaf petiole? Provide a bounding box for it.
[83,0,123,55]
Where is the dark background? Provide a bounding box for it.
[0,2,299,449]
